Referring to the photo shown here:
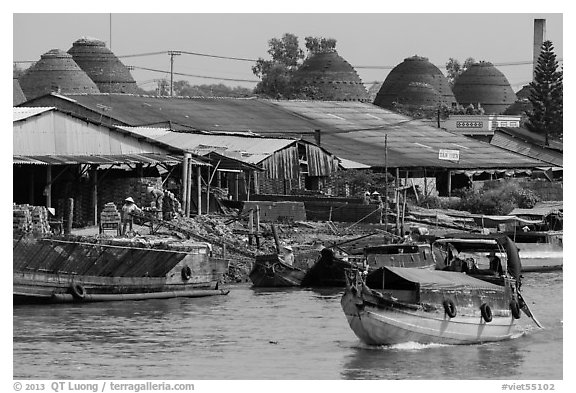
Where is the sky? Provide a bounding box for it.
[12,11,564,93]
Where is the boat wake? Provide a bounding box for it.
[352,340,451,351]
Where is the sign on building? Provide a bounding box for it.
[439,149,460,161]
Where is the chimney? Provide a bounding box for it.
[314,129,321,146]
[533,19,547,80]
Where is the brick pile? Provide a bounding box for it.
[13,204,50,235]
[100,202,121,224]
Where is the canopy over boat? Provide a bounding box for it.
[433,233,522,282]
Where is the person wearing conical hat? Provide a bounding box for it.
[121,197,141,236]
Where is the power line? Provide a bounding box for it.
[131,65,260,83]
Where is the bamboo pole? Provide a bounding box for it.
[65,198,74,235]
[384,134,388,231]
[186,161,193,217]
[91,165,98,226]
[395,167,400,235]
[206,165,211,215]
[196,165,202,216]
[255,205,261,248]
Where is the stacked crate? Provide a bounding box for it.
[100,202,121,235]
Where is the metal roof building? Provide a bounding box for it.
[13,79,27,106]
[21,93,549,175]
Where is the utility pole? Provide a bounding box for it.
[168,51,181,97]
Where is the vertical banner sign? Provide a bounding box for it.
[438,149,460,162]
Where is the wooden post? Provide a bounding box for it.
[255,205,261,248]
[45,165,52,208]
[181,154,190,215]
[271,224,281,254]
[254,171,259,195]
[424,168,428,198]
[65,198,74,235]
[196,165,202,216]
[447,170,452,197]
[216,170,221,188]
[395,168,400,235]
[186,161,193,217]
[384,134,388,231]
[91,165,98,226]
[234,173,239,201]
[248,209,254,245]
[401,171,408,235]
[206,165,211,215]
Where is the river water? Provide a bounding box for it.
[13,258,563,380]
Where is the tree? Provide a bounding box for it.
[525,40,563,145]
[304,36,337,54]
[252,33,304,98]
[445,57,475,87]
[252,34,337,99]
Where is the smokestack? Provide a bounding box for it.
[533,19,547,80]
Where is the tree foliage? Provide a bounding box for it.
[445,57,475,87]
[525,40,563,145]
[449,182,540,215]
[252,34,337,99]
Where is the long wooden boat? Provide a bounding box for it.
[302,243,435,287]
[13,235,230,304]
[248,254,306,287]
[341,266,524,345]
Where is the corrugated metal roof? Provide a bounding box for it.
[12,153,189,166]
[24,94,551,170]
[338,157,371,169]
[119,126,297,165]
[13,107,55,122]
[272,100,547,169]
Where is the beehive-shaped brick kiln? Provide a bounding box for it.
[452,61,515,114]
[373,55,456,109]
[292,51,369,101]
[13,79,27,105]
[18,49,100,100]
[68,37,138,94]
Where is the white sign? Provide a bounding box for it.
[439,149,460,161]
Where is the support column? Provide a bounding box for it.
[196,165,202,216]
[90,165,98,226]
[206,165,211,215]
[45,165,52,208]
[186,161,193,217]
[447,170,452,197]
[181,153,190,215]
[234,173,239,201]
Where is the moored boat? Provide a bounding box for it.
[248,254,306,287]
[302,243,435,287]
[13,235,230,304]
[341,266,525,345]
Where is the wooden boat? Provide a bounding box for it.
[249,254,306,287]
[431,233,526,287]
[341,266,525,345]
[13,235,230,304]
[302,243,435,287]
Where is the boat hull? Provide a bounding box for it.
[341,290,518,345]
[13,235,230,304]
[249,254,306,287]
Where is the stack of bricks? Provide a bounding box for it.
[13,205,32,233]
[100,202,121,225]
[13,204,51,235]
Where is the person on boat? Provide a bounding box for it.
[281,245,295,266]
[488,250,504,275]
[121,197,142,235]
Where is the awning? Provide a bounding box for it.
[13,153,209,166]
[384,266,503,291]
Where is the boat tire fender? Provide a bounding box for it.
[480,303,493,323]
[181,266,192,281]
[69,284,86,300]
[443,299,457,318]
[510,300,521,319]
